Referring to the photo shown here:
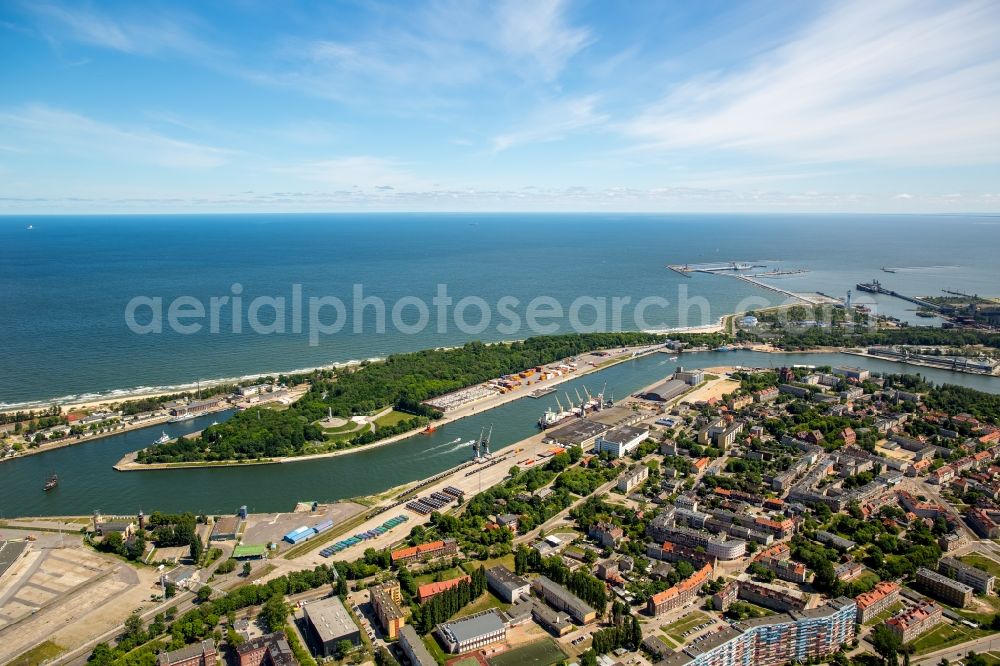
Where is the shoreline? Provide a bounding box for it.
[111,342,668,471]
[1,324,730,415]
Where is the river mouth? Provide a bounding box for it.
[1,349,996,518]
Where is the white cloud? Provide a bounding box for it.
[622,0,1000,166]
[22,2,218,58]
[0,105,231,168]
[493,0,592,81]
[491,95,607,152]
[255,0,591,107]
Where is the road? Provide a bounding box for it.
[912,634,1000,665]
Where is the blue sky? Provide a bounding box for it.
[1,0,999,213]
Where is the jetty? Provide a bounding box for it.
[855,280,942,311]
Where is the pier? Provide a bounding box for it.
[855,280,942,311]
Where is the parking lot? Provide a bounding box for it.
[240,501,365,550]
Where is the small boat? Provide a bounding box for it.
[669,356,678,361]
[422,424,437,434]
[210,421,219,426]
[882,266,896,273]
[27,224,34,230]
[154,431,170,445]
[43,473,58,491]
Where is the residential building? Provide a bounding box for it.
[815,531,856,551]
[915,567,973,608]
[370,581,406,639]
[648,563,713,616]
[737,579,808,612]
[589,522,624,549]
[618,464,649,493]
[390,539,457,565]
[303,596,360,657]
[854,581,901,624]
[532,575,598,624]
[651,523,747,560]
[967,507,1000,538]
[658,599,856,666]
[712,579,739,612]
[399,625,437,666]
[486,565,530,603]
[435,610,507,654]
[595,425,650,458]
[156,641,217,666]
[938,557,995,595]
[235,632,296,666]
[885,600,943,643]
[418,575,471,602]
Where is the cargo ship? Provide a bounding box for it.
[537,386,606,429]
[43,473,58,492]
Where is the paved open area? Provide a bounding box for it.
[0,534,160,664]
[241,501,366,550]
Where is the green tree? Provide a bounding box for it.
[336,639,355,658]
[259,594,289,632]
[242,561,253,577]
[871,624,902,666]
[123,611,144,643]
[189,535,203,562]
[581,650,598,666]
[196,585,213,603]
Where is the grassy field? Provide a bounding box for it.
[948,594,1000,625]
[855,570,881,588]
[4,641,65,666]
[461,554,515,574]
[454,591,508,619]
[960,554,1000,578]
[374,410,413,428]
[864,601,905,626]
[663,611,711,643]
[414,566,467,586]
[424,635,448,665]
[488,640,567,666]
[910,622,993,655]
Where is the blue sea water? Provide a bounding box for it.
[1,213,998,406]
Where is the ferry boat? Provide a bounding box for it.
[43,473,58,492]
[168,411,196,423]
[154,431,170,445]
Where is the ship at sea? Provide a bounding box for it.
[43,473,58,492]
[154,431,170,445]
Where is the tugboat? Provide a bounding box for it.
[43,473,58,492]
